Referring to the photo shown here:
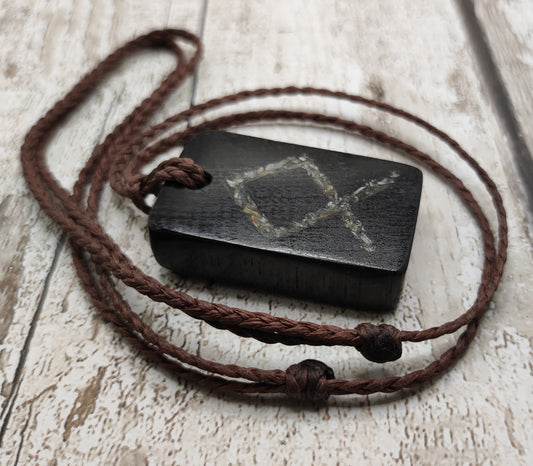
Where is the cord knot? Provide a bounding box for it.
[355,323,402,363]
[285,359,335,402]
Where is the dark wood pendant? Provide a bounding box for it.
[148,131,423,310]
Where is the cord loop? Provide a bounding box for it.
[127,157,210,212]
[20,28,507,399]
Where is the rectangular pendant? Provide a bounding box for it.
[148,131,422,310]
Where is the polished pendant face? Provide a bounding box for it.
[148,131,422,310]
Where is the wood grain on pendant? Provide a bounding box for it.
[149,131,423,310]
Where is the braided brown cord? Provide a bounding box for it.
[21,29,507,400]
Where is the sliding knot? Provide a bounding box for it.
[285,359,335,402]
[355,323,402,363]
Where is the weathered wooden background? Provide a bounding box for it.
[1,1,532,464]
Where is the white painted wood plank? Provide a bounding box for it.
[1,0,532,464]
[469,0,533,225]
[474,0,533,153]
[0,0,205,459]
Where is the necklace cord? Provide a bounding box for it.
[21,29,507,401]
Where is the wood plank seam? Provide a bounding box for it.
[189,0,209,110]
[0,234,65,447]
[1,75,130,444]
[0,0,209,452]
[457,0,533,236]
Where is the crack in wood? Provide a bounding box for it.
[63,366,107,442]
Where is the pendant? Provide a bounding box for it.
[148,131,422,310]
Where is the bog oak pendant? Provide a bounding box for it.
[148,131,422,310]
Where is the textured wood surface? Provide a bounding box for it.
[0,1,532,464]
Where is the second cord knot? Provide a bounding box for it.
[355,323,402,363]
[285,359,335,402]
